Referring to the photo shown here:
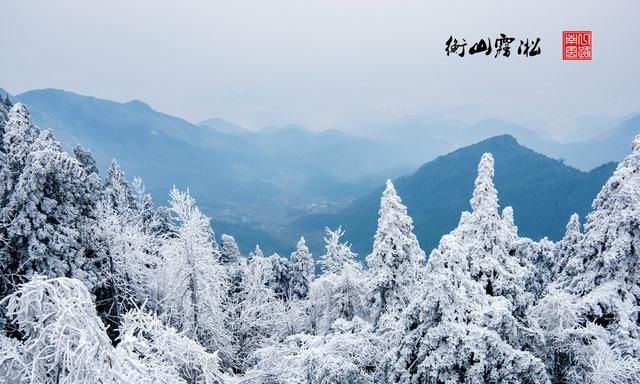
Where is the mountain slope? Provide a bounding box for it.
[199,117,250,135]
[293,135,616,258]
[12,88,406,255]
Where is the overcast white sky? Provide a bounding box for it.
[1,0,639,138]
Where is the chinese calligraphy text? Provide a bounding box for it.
[445,34,542,58]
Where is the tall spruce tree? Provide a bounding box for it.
[390,153,548,384]
[367,180,425,328]
[0,106,101,296]
[157,188,232,363]
[289,236,314,300]
[220,234,241,264]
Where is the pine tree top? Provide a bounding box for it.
[292,236,311,259]
[470,153,499,216]
[565,213,581,235]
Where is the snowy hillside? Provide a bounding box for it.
[1,100,640,383]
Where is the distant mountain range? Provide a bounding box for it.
[293,135,617,259]
[10,88,407,254]
[3,87,637,258]
[362,115,640,171]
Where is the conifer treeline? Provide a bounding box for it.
[1,101,639,383]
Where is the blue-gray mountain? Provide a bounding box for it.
[11,88,405,254]
[364,115,640,171]
[293,135,617,259]
[6,87,636,259]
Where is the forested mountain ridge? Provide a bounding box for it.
[295,135,616,258]
[1,99,640,383]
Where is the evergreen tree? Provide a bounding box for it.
[250,244,264,259]
[92,188,158,336]
[1,104,39,208]
[229,253,287,372]
[103,159,134,215]
[0,91,11,136]
[553,213,583,278]
[390,153,547,383]
[0,277,140,383]
[319,226,358,274]
[268,253,293,300]
[157,188,232,363]
[289,236,315,300]
[73,144,99,175]
[1,122,101,295]
[307,227,367,334]
[563,135,640,293]
[367,180,425,328]
[535,135,640,382]
[220,234,241,264]
[308,260,368,335]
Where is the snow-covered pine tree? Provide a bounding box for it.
[0,112,102,296]
[367,180,425,329]
[219,234,244,299]
[307,262,368,336]
[534,135,640,382]
[0,104,39,211]
[132,177,152,223]
[229,252,287,372]
[453,153,536,315]
[157,187,232,364]
[390,153,548,384]
[307,227,367,335]
[118,308,226,383]
[73,144,99,176]
[249,317,384,384]
[552,213,583,279]
[562,136,640,295]
[220,234,241,264]
[103,159,135,215]
[249,251,292,301]
[92,187,159,336]
[249,244,264,259]
[0,276,140,383]
[130,176,170,237]
[0,91,11,136]
[319,226,358,274]
[289,236,315,300]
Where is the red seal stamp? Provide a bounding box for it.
[563,31,592,60]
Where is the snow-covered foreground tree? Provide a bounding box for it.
[0,104,102,298]
[530,135,640,383]
[118,308,225,384]
[0,276,227,384]
[367,180,425,332]
[157,188,232,365]
[2,101,640,384]
[307,227,368,335]
[0,276,141,383]
[289,237,314,300]
[92,171,160,339]
[389,154,548,383]
[247,317,384,384]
